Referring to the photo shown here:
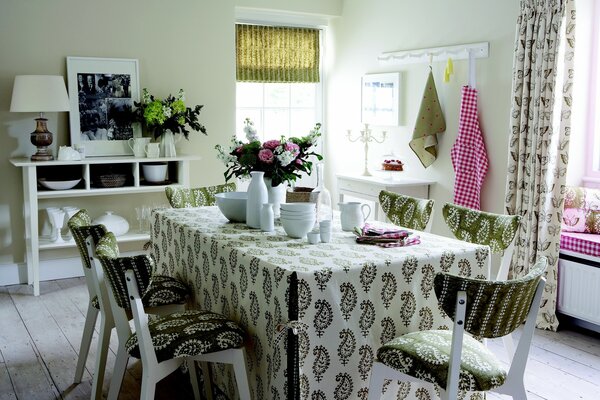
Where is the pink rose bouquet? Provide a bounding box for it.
[215,119,322,186]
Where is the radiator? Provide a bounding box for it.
[558,252,600,327]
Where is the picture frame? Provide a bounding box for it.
[66,56,141,157]
[361,72,401,126]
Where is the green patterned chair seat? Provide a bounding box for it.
[442,203,521,254]
[125,309,245,362]
[379,190,434,231]
[165,182,236,208]
[377,330,506,392]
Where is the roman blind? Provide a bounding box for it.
[236,24,320,83]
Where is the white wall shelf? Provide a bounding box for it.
[10,155,200,295]
[378,42,489,65]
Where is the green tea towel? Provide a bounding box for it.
[409,71,446,168]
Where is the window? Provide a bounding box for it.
[235,24,323,142]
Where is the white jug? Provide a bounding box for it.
[145,142,160,158]
[338,202,371,231]
[129,137,151,158]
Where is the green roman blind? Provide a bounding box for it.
[236,24,320,83]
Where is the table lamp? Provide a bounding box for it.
[10,75,70,161]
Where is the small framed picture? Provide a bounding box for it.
[66,56,141,157]
[361,72,401,126]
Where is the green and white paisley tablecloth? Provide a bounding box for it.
[151,207,490,400]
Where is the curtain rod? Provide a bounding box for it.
[378,42,489,65]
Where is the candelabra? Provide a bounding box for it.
[347,123,387,176]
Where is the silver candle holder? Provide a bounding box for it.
[347,123,387,176]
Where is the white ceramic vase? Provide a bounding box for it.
[92,211,130,236]
[264,177,287,218]
[260,203,274,232]
[246,171,267,229]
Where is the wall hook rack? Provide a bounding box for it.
[378,42,489,66]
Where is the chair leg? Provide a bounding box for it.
[188,360,201,400]
[503,334,516,362]
[367,361,387,400]
[200,362,213,400]
[232,349,250,400]
[107,346,129,400]
[140,374,157,400]
[74,302,98,383]
[90,315,111,400]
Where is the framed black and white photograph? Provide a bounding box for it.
[361,72,401,126]
[67,57,140,156]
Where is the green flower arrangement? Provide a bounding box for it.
[134,88,207,140]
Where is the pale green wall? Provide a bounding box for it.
[0,0,238,264]
[0,0,342,269]
[325,0,519,235]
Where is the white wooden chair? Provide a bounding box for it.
[442,202,522,359]
[378,190,435,232]
[68,210,189,399]
[88,232,250,400]
[368,258,547,400]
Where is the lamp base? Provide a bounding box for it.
[30,117,54,161]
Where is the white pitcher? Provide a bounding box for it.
[338,202,371,231]
[129,137,151,157]
[145,142,160,158]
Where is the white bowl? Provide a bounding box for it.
[279,210,316,217]
[281,217,315,238]
[142,163,168,183]
[92,211,129,236]
[280,203,316,212]
[280,213,316,221]
[215,192,247,222]
[38,178,81,190]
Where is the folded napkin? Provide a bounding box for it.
[353,223,421,248]
[409,70,446,168]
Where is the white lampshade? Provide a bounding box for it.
[10,75,70,113]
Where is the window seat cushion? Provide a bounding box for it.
[560,231,600,258]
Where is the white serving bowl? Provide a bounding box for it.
[281,217,315,238]
[279,210,316,218]
[215,192,247,222]
[142,162,168,183]
[38,178,81,190]
[280,213,316,221]
[280,203,316,212]
[92,211,129,236]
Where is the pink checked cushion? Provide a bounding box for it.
[562,186,600,233]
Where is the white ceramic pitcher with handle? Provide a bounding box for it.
[338,202,371,231]
[128,137,151,157]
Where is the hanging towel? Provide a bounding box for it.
[451,85,488,209]
[409,71,446,168]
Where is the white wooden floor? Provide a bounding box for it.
[0,278,599,400]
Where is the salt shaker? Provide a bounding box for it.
[260,203,274,232]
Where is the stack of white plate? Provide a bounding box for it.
[279,203,316,238]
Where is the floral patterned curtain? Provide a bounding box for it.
[236,24,320,83]
[504,0,575,330]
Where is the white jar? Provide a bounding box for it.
[246,171,268,229]
[92,211,129,236]
[260,203,274,232]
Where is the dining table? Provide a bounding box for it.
[150,206,490,400]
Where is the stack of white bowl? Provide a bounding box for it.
[279,203,316,239]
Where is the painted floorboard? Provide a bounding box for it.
[2,278,600,399]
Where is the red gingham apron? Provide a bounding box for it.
[451,85,488,210]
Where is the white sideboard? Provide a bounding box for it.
[336,174,435,221]
[10,155,200,296]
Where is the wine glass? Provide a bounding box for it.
[142,206,152,233]
[135,206,145,233]
[47,208,66,243]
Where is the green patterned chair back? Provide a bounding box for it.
[442,203,521,254]
[165,182,236,208]
[68,209,108,269]
[379,190,434,231]
[96,232,154,310]
[434,257,547,339]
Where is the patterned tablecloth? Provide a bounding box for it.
[151,207,490,400]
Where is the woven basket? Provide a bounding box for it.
[286,187,320,204]
[95,174,127,188]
